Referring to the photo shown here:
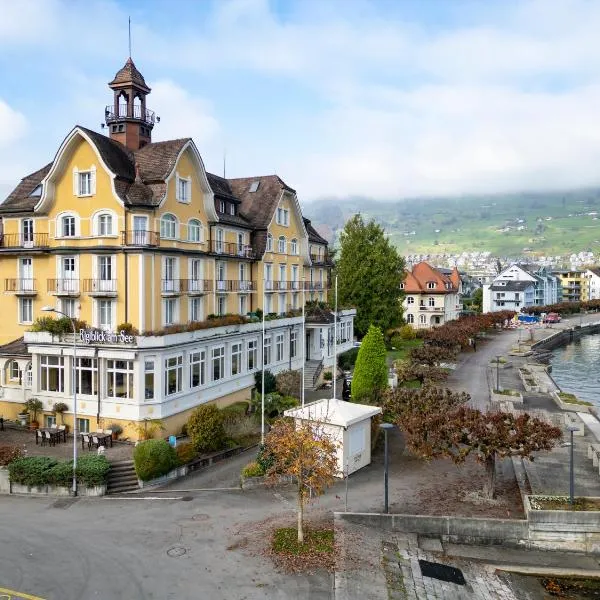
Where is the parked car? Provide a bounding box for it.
[543,312,561,324]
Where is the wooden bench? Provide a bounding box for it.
[564,412,585,436]
[587,443,600,467]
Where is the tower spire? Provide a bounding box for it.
[128,16,132,58]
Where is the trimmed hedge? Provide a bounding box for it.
[187,404,226,453]
[133,439,178,481]
[7,455,110,487]
[175,442,197,465]
[241,461,264,478]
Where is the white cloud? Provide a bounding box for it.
[0,100,28,148]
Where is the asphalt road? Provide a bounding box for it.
[0,489,333,600]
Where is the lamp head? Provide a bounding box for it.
[379,422,394,431]
[41,306,56,313]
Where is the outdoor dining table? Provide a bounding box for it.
[38,428,66,445]
[81,432,113,449]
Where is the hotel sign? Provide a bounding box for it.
[79,329,136,345]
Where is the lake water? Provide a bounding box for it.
[549,333,600,406]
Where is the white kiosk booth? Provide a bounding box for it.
[284,398,382,477]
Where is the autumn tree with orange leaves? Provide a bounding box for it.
[384,387,562,498]
[262,418,338,542]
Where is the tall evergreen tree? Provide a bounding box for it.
[336,214,405,337]
[351,325,388,404]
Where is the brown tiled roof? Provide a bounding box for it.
[228,175,294,229]
[206,172,239,202]
[304,218,327,245]
[0,163,52,214]
[134,138,189,182]
[109,57,150,91]
[404,261,457,294]
[80,126,135,180]
[0,337,29,358]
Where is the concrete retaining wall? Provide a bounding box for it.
[0,466,106,496]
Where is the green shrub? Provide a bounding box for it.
[0,444,23,466]
[256,444,275,473]
[254,370,277,394]
[390,335,403,349]
[76,455,110,486]
[251,392,299,419]
[187,404,226,453]
[399,324,416,340]
[241,461,264,478]
[323,371,333,381]
[133,439,178,481]
[338,348,359,370]
[8,456,58,486]
[352,325,388,403]
[46,461,73,486]
[175,442,197,465]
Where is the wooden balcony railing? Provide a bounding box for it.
[161,279,183,294]
[210,240,255,259]
[310,252,330,264]
[121,230,159,246]
[182,279,213,294]
[0,233,49,249]
[47,279,80,295]
[4,278,37,294]
[83,279,117,295]
[215,280,257,292]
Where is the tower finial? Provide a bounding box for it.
[128,16,132,58]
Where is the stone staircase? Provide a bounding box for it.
[304,359,323,391]
[106,460,138,494]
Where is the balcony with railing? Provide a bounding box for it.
[310,252,330,265]
[121,230,159,247]
[0,233,49,249]
[105,104,155,126]
[83,279,117,297]
[419,305,444,311]
[5,278,37,295]
[215,280,257,293]
[47,279,80,296]
[182,279,213,295]
[210,240,255,259]
[161,279,182,296]
[305,281,325,291]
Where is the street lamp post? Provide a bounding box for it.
[379,422,394,514]
[41,306,78,496]
[495,354,501,392]
[568,425,579,505]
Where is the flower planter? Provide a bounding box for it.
[17,413,28,427]
[491,390,523,403]
[551,391,593,413]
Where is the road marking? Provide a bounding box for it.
[0,587,46,600]
[102,496,185,500]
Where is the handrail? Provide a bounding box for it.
[312,358,324,387]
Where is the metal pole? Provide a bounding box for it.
[384,429,389,514]
[570,428,575,505]
[72,318,78,497]
[301,278,306,408]
[345,457,349,512]
[333,276,338,400]
[261,288,266,445]
[496,355,500,391]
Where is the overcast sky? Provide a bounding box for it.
[2,0,600,203]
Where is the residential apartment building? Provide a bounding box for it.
[402,262,461,329]
[582,268,600,300]
[482,264,560,312]
[555,270,584,302]
[0,58,355,438]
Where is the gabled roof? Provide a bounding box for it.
[0,337,29,358]
[0,163,52,214]
[404,261,458,294]
[304,217,328,244]
[134,138,189,182]
[206,173,240,203]
[490,281,534,292]
[587,267,600,277]
[228,175,294,229]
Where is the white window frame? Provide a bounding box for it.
[76,418,90,433]
[187,219,202,242]
[164,355,183,396]
[75,357,98,396]
[427,282,436,289]
[263,336,272,365]
[231,342,242,376]
[407,314,414,324]
[176,173,191,203]
[275,333,284,362]
[190,350,206,388]
[239,294,248,316]
[19,297,33,324]
[160,214,178,239]
[419,314,427,324]
[217,295,227,316]
[189,296,203,322]
[407,296,414,305]
[428,297,435,307]
[164,298,178,326]
[73,166,96,197]
[144,358,155,400]
[211,346,225,381]
[266,233,273,252]
[278,236,286,254]
[58,213,79,238]
[40,355,64,393]
[247,339,258,371]
[60,298,77,318]
[96,299,114,331]
[290,330,297,358]
[290,238,298,255]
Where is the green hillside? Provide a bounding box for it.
[304,188,600,258]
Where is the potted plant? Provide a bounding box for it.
[108,423,123,441]
[17,405,29,427]
[53,402,69,431]
[25,398,43,429]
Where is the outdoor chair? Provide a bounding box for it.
[91,435,100,450]
[43,430,53,447]
[81,434,91,450]
[36,429,44,445]
[57,425,67,442]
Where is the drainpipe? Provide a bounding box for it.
[94,348,100,425]
[124,253,129,324]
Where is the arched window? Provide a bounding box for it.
[93,211,115,236]
[278,236,286,254]
[25,362,32,388]
[188,219,202,242]
[9,360,20,381]
[407,296,414,304]
[290,238,298,255]
[160,214,178,239]
[419,314,427,324]
[407,314,414,324]
[266,233,273,252]
[428,297,435,307]
[57,212,79,238]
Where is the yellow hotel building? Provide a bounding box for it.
[0,58,355,438]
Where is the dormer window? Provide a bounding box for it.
[30,184,43,197]
[427,282,436,289]
[219,200,225,213]
[399,283,405,289]
[229,204,235,216]
[249,181,260,193]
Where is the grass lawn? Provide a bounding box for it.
[387,338,423,364]
[272,527,334,555]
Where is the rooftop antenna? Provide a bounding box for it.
[128,16,132,58]
[223,149,226,179]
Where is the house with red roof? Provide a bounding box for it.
[402,262,461,328]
